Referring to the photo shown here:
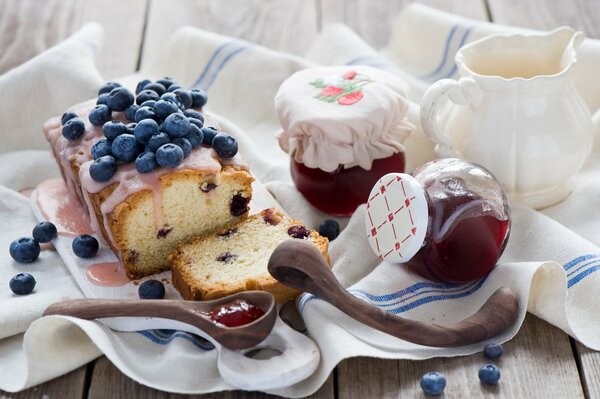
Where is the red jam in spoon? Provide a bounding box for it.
[208,299,265,327]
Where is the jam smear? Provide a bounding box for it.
[209,299,265,327]
[291,152,405,216]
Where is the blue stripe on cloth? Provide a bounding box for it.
[348,280,465,302]
[299,276,487,314]
[441,25,475,79]
[568,265,600,288]
[137,329,215,350]
[566,258,600,278]
[563,254,600,271]
[418,24,460,80]
[200,45,251,91]
[190,41,239,89]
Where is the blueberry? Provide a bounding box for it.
[483,343,503,360]
[89,155,118,182]
[188,117,204,129]
[9,237,40,263]
[134,106,158,123]
[479,364,500,385]
[172,138,192,157]
[96,93,109,106]
[98,81,121,95]
[9,273,36,295]
[134,119,159,145]
[201,127,218,145]
[138,279,165,299]
[62,117,86,140]
[156,77,175,89]
[167,84,182,93]
[153,100,179,120]
[136,90,160,105]
[89,105,111,126]
[111,134,142,163]
[124,104,140,121]
[185,124,204,147]
[135,79,152,95]
[146,132,170,153]
[420,372,446,396]
[126,123,137,134]
[173,89,193,109]
[191,88,208,108]
[107,87,135,111]
[318,219,340,241]
[144,83,167,96]
[91,138,112,160]
[102,120,128,140]
[135,151,158,173]
[212,133,238,159]
[72,234,99,258]
[32,221,57,243]
[61,111,77,126]
[183,109,204,122]
[164,113,190,138]
[156,143,184,168]
[160,92,179,104]
[140,100,157,109]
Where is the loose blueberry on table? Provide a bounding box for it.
[479,364,501,385]
[483,342,503,360]
[420,371,446,396]
[32,221,57,243]
[72,234,99,258]
[138,279,165,299]
[9,237,40,263]
[9,273,36,295]
[318,219,340,241]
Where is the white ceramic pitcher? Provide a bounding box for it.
[420,27,593,209]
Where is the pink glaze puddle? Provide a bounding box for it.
[86,262,130,287]
[36,179,94,236]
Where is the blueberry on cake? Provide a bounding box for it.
[44,79,253,278]
[170,208,330,303]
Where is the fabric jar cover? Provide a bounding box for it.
[275,65,414,172]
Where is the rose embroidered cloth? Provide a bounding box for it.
[2,4,600,397]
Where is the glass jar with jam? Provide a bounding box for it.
[365,158,511,283]
[276,65,414,216]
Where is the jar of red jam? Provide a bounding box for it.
[276,66,414,216]
[365,158,510,283]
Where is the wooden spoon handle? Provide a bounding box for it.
[268,240,519,347]
[44,299,190,320]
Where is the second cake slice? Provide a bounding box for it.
[170,209,330,303]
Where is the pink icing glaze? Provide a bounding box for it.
[43,100,248,262]
[35,179,94,236]
[86,262,130,287]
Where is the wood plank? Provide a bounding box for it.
[87,355,334,399]
[0,365,88,399]
[320,0,489,50]
[487,0,600,39]
[0,0,147,78]
[336,315,584,398]
[574,341,600,399]
[140,0,319,69]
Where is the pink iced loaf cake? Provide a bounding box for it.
[44,79,253,279]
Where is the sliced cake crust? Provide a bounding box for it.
[170,209,330,303]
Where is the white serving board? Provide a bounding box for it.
[30,177,281,299]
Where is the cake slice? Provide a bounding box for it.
[170,209,330,303]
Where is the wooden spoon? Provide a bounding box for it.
[268,240,519,348]
[43,291,276,350]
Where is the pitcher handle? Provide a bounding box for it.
[420,77,481,158]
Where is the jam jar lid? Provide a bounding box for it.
[365,173,428,263]
[275,65,414,172]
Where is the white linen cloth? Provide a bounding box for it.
[2,4,600,396]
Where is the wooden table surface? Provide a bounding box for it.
[1,0,599,398]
